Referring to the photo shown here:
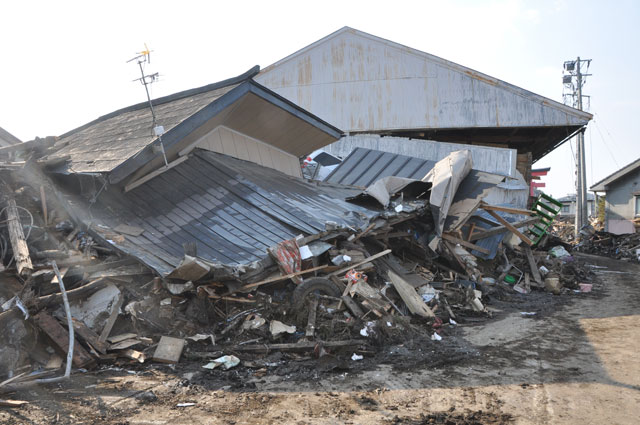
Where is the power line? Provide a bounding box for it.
[592,119,620,168]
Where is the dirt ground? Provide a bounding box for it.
[2,253,639,424]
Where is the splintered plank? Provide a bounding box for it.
[152,336,185,364]
[329,249,392,277]
[342,295,364,318]
[34,312,94,368]
[387,270,435,318]
[523,246,543,285]
[480,204,536,216]
[441,233,490,255]
[485,209,533,246]
[72,319,108,354]
[6,197,33,277]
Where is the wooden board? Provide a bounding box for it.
[72,319,108,354]
[387,270,435,318]
[34,312,94,368]
[341,295,364,318]
[152,336,185,364]
[480,203,536,216]
[6,197,32,277]
[441,233,490,255]
[224,264,328,296]
[523,246,543,285]
[485,210,533,246]
[469,217,540,241]
[99,293,124,343]
[330,249,392,277]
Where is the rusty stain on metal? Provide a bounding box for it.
[256,27,591,134]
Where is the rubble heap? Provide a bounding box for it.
[0,143,595,398]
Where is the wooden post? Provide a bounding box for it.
[6,197,33,278]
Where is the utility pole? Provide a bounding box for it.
[563,57,591,238]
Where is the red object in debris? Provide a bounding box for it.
[268,238,303,284]
[432,317,443,329]
[345,269,367,283]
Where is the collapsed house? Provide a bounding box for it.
[0,66,595,395]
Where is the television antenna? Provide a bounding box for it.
[127,44,168,166]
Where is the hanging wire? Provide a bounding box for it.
[592,119,620,168]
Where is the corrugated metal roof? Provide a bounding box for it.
[325,147,437,187]
[62,149,377,276]
[0,126,21,147]
[257,27,591,161]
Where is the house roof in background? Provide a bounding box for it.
[0,126,22,146]
[558,193,596,202]
[590,157,640,192]
[257,27,591,161]
[60,149,377,276]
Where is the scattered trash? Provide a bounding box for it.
[431,333,442,341]
[578,283,593,293]
[202,355,240,370]
[351,353,364,361]
[176,403,196,408]
[550,246,572,259]
[269,320,296,337]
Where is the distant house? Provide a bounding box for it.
[0,126,21,147]
[557,193,595,217]
[590,158,640,234]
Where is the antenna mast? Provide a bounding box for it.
[127,45,168,166]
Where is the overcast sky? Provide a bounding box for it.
[1,0,637,198]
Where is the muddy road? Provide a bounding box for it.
[2,253,639,424]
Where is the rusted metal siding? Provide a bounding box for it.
[256,27,591,133]
[324,134,517,177]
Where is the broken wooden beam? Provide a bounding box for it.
[222,339,367,352]
[72,318,108,355]
[441,233,490,255]
[485,209,533,246]
[223,264,328,296]
[523,245,543,285]
[469,217,540,241]
[329,249,392,276]
[387,269,435,317]
[480,203,536,216]
[38,278,108,308]
[5,197,33,278]
[99,292,124,343]
[34,312,94,368]
[341,295,364,318]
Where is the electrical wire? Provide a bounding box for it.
[592,119,620,168]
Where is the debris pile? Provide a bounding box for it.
[577,230,640,262]
[0,143,596,396]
